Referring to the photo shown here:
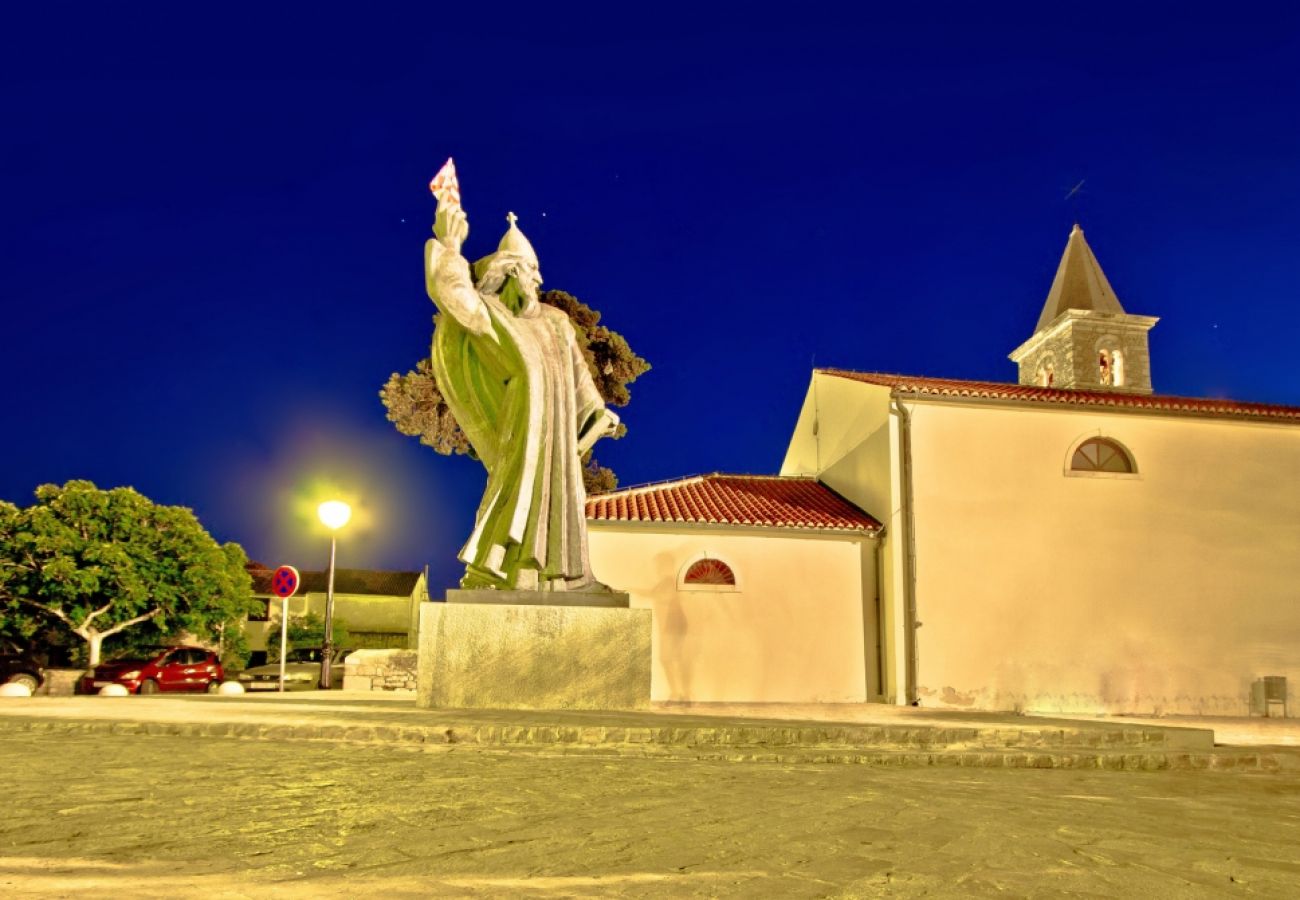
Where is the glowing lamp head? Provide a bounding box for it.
[317,500,352,531]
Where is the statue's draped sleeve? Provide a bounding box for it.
[568,317,606,446]
[425,239,493,338]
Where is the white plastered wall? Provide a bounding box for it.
[907,401,1300,716]
[781,374,905,703]
[588,523,879,702]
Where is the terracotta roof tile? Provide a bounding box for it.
[820,370,1300,423]
[587,474,881,533]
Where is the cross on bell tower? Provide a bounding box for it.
[1009,225,1158,393]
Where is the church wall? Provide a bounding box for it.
[781,373,902,702]
[781,375,894,519]
[587,523,878,703]
[906,400,1300,716]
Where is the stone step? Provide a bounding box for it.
[513,743,1295,772]
[10,715,1285,773]
[426,721,1208,751]
[5,715,1195,751]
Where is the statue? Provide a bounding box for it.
[424,159,619,592]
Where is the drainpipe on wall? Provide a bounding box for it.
[892,395,920,706]
[873,532,887,699]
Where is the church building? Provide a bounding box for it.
[587,226,1300,717]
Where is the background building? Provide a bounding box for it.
[243,566,427,665]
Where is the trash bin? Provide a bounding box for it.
[1250,676,1288,718]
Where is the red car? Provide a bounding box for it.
[80,646,224,695]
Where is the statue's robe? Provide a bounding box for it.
[426,244,606,589]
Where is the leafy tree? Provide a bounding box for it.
[218,621,252,670]
[381,289,650,492]
[0,481,256,666]
[261,611,350,663]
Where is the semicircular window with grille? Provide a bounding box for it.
[1070,437,1135,474]
[682,558,737,586]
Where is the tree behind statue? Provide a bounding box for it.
[0,480,256,666]
[380,289,649,493]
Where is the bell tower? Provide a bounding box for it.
[1009,225,1158,393]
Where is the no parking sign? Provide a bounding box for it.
[271,565,300,598]
[270,565,300,692]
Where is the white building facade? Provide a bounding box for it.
[587,476,882,703]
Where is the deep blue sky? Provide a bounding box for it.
[3,5,1298,589]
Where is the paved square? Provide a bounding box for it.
[3,729,1300,897]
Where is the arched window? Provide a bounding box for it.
[1036,360,1055,387]
[1070,437,1135,474]
[677,555,740,592]
[1095,336,1125,387]
[683,558,736,586]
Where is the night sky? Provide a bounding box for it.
[3,7,1298,591]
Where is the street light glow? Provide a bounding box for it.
[317,500,352,531]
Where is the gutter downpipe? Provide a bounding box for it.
[892,394,920,706]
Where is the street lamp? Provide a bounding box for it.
[317,500,351,689]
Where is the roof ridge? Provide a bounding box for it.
[815,369,1300,417]
[587,474,882,532]
[588,472,816,498]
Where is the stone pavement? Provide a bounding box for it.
[3,695,1300,897]
[3,723,1300,898]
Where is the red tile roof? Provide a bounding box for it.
[820,370,1300,424]
[246,566,423,597]
[586,474,881,533]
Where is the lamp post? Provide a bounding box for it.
[317,500,351,689]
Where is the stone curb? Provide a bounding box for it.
[5,717,1292,772]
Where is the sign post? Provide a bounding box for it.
[270,566,301,693]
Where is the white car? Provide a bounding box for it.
[237,647,352,691]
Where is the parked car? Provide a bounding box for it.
[79,646,224,695]
[1,651,46,692]
[237,647,353,691]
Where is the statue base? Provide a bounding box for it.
[416,593,652,711]
[446,587,630,608]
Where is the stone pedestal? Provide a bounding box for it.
[417,594,652,711]
[446,588,630,608]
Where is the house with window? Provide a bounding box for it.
[243,566,427,666]
[587,475,881,703]
[587,225,1300,716]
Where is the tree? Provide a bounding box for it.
[381,289,650,492]
[0,481,255,666]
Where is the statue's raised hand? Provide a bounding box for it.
[576,407,620,457]
[434,205,469,254]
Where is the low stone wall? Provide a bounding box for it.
[38,669,83,696]
[342,649,418,693]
